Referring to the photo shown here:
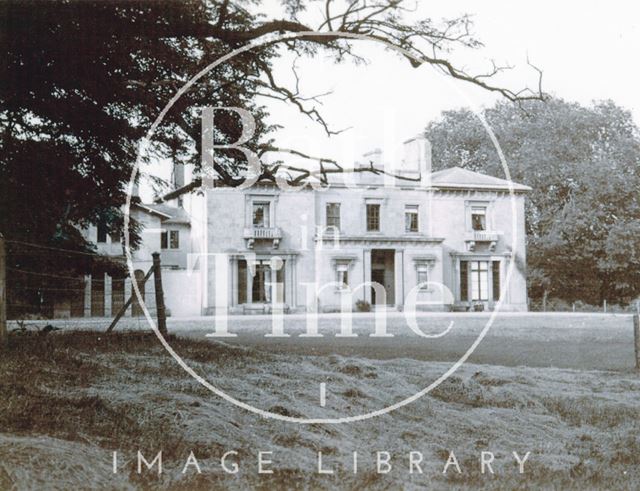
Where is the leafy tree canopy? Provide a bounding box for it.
[0,0,541,314]
[424,98,640,304]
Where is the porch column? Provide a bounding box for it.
[363,249,372,303]
[230,257,238,306]
[83,275,91,317]
[246,262,253,304]
[453,257,460,303]
[394,250,403,308]
[290,257,297,308]
[104,274,112,317]
[124,278,132,317]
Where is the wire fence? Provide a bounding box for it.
[3,239,156,326]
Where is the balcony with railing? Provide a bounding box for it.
[243,227,282,249]
[464,230,499,252]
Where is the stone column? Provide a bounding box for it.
[363,249,372,304]
[83,275,91,317]
[124,277,132,317]
[104,273,112,317]
[394,249,404,308]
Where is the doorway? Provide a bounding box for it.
[371,249,395,305]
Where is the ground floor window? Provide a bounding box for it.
[336,263,349,289]
[111,272,125,314]
[236,258,286,304]
[416,266,428,290]
[460,259,501,302]
[252,262,271,303]
[91,274,105,316]
[470,261,489,301]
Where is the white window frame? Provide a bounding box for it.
[465,200,491,232]
[252,202,271,228]
[246,194,278,229]
[470,260,489,301]
[169,230,180,249]
[326,202,341,231]
[405,204,419,233]
[336,263,349,290]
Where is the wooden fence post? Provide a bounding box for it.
[106,266,153,333]
[152,253,167,337]
[634,302,640,370]
[0,234,6,347]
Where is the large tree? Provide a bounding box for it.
[424,98,640,305]
[0,0,541,315]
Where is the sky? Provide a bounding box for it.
[254,0,640,167]
[142,0,640,199]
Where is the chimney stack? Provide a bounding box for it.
[401,135,431,187]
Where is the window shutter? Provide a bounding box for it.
[460,261,468,302]
[492,261,501,300]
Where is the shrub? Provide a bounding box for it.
[355,300,371,312]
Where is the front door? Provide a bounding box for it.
[371,249,395,305]
[371,268,385,305]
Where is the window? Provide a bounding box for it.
[97,219,107,243]
[160,231,168,249]
[169,230,180,249]
[492,261,501,300]
[366,204,380,232]
[252,202,270,228]
[326,203,341,230]
[109,230,120,244]
[405,205,419,232]
[416,266,428,290]
[470,261,489,301]
[471,206,487,231]
[252,261,271,303]
[336,263,349,289]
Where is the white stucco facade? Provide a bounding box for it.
[201,143,530,314]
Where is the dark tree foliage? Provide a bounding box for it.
[0,0,541,315]
[424,98,640,305]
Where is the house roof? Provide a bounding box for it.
[429,167,531,192]
[132,202,173,219]
[145,203,191,225]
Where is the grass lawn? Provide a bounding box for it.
[2,330,640,490]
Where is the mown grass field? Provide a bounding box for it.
[2,324,640,490]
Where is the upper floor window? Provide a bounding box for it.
[161,230,180,249]
[253,202,270,228]
[366,204,380,232]
[326,203,341,230]
[169,230,180,249]
[471,206,487,231]
[405,205,419,233]
[97,219,108,243]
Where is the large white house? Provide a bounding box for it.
[201,137,530,314]
[55,136,530,318]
